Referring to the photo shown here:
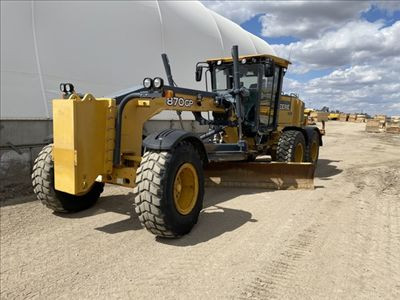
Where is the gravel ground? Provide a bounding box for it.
[1,122,399,299]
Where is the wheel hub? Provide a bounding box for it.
[173,163,199,215]
[294,143,304,162]
[311,141,318,162]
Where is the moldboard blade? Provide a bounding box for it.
[204,162,315,190]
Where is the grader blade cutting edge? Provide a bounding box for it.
[204,162,315,190]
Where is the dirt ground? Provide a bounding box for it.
[1,122,399,299]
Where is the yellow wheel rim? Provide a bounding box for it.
[310,141,318,162]
[173,163,199,215]
[294,143,304,162]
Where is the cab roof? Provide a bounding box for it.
[206,54,291,68]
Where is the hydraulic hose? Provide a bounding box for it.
[200,127,225,140]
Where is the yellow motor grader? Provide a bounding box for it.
[32,45,322,238]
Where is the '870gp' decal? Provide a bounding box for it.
[166,97,194,107]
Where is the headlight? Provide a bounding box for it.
[241,58,247,64]
[65,84,72,93]
[59,83,74,94]
[153,77,164,89]
[143,77,153,89]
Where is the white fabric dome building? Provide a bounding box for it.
[1,0,276,119]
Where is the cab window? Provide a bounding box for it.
[260,66,280,128]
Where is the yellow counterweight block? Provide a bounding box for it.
[52,94,115,195]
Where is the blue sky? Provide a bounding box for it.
[242,14,300,45]
[362,3,400,25]
[241,14,341,82]
[204,1,400,115]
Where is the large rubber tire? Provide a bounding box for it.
[32,144,104,213]
[276,130,306,162]
[305,130,320,164]
[134,142,204,238]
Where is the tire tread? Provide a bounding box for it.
[277,130,306,162]
[134,142,202,238]
[32,144,103,213]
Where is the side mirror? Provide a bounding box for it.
[195,66,203,82]
[264,63,275,77]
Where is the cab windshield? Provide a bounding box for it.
[212,62,280,129]
[213,63,259,91]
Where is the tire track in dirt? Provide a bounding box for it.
[236,161,400,300]
[239,222,323,299]
[343,165,400,298]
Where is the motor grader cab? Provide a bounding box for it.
[201,53,322,163]
[32,45,322,238]
[203,54,282,138]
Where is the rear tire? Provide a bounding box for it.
[306,131,320,164]
[134,142,204,238]
[32,144,104,213]
[277,130,306,162]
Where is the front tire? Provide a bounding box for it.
[277,130,306,162]
[134,142,204,238]
[31,144,104,213]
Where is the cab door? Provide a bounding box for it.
[259,65,282,132]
